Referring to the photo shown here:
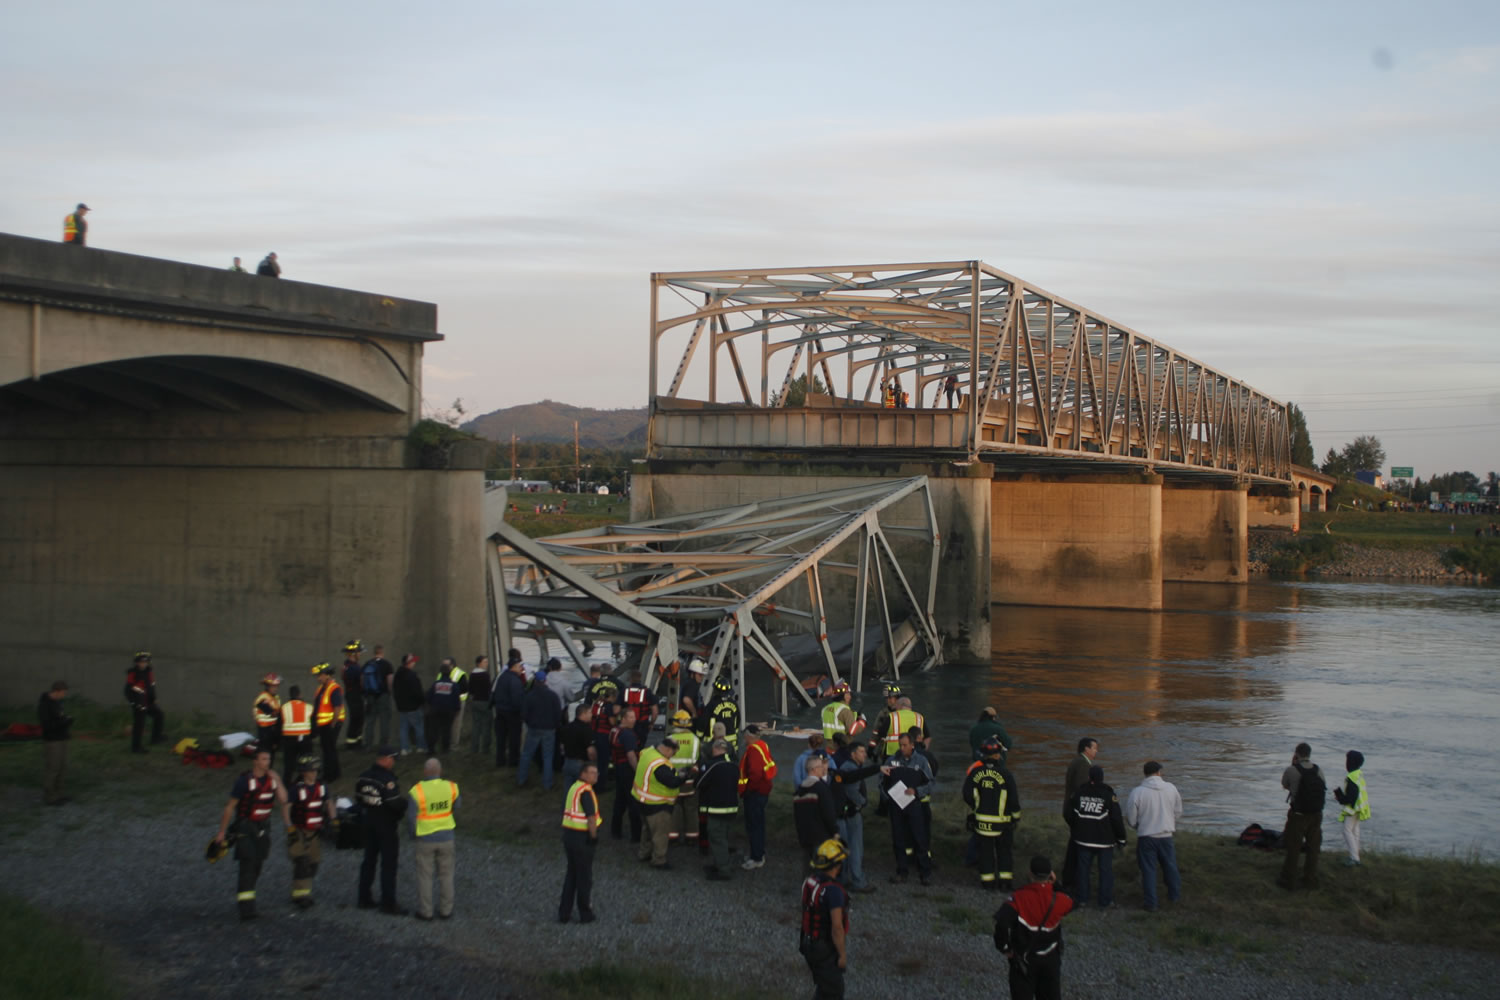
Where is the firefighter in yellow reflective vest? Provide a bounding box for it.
[253,673,283,769]
[280,686,314,769]
[312,665,346,783]
[1333,750,1370,867]
[877,696,928,759]
[665,711,702,845]
[559,761,601,923]
[408,758,460,920]
[633,737,693,868]
[962,736,1022,889]
[821,682,857,740]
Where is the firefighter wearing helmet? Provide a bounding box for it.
[707,674,740,750]
[961,735,1022,889]
[253,673,284,770]
[822,681,859,740]
[666,709,702,845]
[800,837,851,996]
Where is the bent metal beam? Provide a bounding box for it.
[489,478,943,722]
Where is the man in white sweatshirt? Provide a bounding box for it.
[1123,760,1182,912]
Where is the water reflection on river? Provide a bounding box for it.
[885,581,1499,859]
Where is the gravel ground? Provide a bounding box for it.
[7,781,1495,1000]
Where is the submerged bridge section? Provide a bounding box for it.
[0,234,485,718]
[638,262,1295,655]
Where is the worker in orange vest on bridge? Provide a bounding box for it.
[62,203,89,245]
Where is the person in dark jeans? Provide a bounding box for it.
[492,650,527,767]
[1279,742,1326,890]
[355,747,409,915]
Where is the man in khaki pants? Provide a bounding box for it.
[408,758,460,919]
[38,681,73,805]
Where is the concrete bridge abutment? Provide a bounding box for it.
[1248,484,1301,532]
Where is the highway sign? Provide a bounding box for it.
[1391,466,1414,478]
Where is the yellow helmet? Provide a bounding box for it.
[311,662,332,676]
[173,737,200,755]
[671,709,694,728]
[811,837,849,870]
[205,835,232,863]
[343,639,363,653]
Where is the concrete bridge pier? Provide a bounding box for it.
[1161,482,1248,583]
[990,472,1163,610]
[1248,484,1301,531]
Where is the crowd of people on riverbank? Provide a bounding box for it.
[29,643,1372,999]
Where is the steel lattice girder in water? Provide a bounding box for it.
[488,477,943,722]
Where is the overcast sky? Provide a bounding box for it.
[4,1,1497,477]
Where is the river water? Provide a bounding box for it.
[516,578,1498,858]
[882,580,1500,860]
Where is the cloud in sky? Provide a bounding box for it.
[2,0,1497,475]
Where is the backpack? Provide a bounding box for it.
[1290,761,1326,813]
[362,660,382,694]
[1237,822,1284,851]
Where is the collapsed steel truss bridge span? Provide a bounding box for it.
[648,261,1291,483]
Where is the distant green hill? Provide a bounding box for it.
[462,399,648,445]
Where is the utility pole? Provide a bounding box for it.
[574,421,580,494]
[510,433,517,482]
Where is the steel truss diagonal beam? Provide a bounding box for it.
[648,262,1291,483]
[486,479,943,725]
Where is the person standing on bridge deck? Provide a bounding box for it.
[229,256,246,272]
[257,252,281,277]
[944,372,960,408]
[62,203,89,245]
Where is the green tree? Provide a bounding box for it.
[772,373,830,407]
[1340,435,1386,473]
[1286,402,1314,467]
[1320,446,1349,478]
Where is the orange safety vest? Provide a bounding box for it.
[63,213,80,242]
[315,681,346,726]
[254,691,281,729]
[281,700,312,737]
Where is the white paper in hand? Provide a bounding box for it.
[887,779,913,810]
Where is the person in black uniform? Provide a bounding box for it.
[213,748,290,921]
[800,838,851,1000]
[558,761,601,923]
[963,736,1022,889]
[341,641,366,749]
[124,652,165,753]
[706,676,740,750]
[880,732,936,885]
[355,746,409,915]
[1064,764,1126,907]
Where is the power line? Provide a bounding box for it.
[1291,387,1497,400]
[1312,422,1497,433]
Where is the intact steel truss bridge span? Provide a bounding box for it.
[648,261,1292,483]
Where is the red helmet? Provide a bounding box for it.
[261,673,283,686]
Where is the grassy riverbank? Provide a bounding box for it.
[4,700,1498,971]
